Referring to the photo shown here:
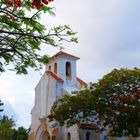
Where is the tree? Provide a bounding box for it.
[13,126,28,140]
[0,110,28,140]
[0,115,15,140]
[0,0,78,74]
[49,68,140,137]
[0,115,29,140]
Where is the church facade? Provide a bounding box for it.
[28,51,100,140]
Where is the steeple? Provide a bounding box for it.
[46,51,80,85]
[29,51,88,140]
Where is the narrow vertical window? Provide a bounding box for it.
[54,63,57,74]
[48,65,51,71]
[86,132,90,140]
[67,133,71,140]
[52,136,56,140]
[66,62,71,80]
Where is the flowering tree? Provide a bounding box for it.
[49,68,140,137]
[0,0,77,74]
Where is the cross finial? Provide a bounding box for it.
[60,46,64,52]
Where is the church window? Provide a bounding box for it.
[54,63,57,74]
[67,133,71,140]
[86,132,90,140]
[48,65,51,71]
[52,136,56,140]
[66,62,71,80]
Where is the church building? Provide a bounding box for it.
[28,51,100,140]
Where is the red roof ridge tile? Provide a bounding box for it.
[77,77,87,86]
[46,71,64,82]
[79,123,99,129]
[51,51,80,60]
[46,71,87,86]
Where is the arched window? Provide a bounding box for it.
[52,136,56,140]
[67,133,71,140]
[66,62,71,80]
[48,65,51,71]
[86,132,90,140]
[54,63,57,74]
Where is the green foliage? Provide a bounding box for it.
[0,115,28,140]
[0,100,28,139]
[95,68,140,137]
[0,1,78,74]
[0,115,15,140]
[13,127,28,140]
[49,68,140,137]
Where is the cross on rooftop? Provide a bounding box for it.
[59,46,65,52]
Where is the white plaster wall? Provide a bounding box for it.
[46,74,57,116]
[63,125,80,140]
[30,54,83,140]
[45,57,61,74]
[30,72,64,134]
[40,74,48,118]
[45,56,78,85]
[56,82,63,98]
[30,73,49,133]
[30,79,42,133]
[81,129,96,140]
[59,57,77,84]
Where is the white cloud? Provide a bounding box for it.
[0,71,40,128]
[0,0,140,128]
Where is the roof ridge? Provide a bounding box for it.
[51,51,80,60]
[46,71,64,82]
[46,71,87,86]
[77,77,87,86]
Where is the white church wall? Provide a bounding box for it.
[40,74,48,118]
[45,57,61,74]
[46,75,57,116]
[45,55,79,89]
[29,52,87,140]
[59,57,77,85]
[62,125,80,140]
[32,79,42,131]
[30,72,65,137]
[81,129,96,140]
[31,73,49,133]
[56,82,63,98]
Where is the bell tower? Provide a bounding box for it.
[29,51,87,140]
[46,51,80,86]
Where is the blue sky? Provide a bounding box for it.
[0,0,140,128]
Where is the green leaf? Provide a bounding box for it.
[38,55,49,64]
[71,37,78,43]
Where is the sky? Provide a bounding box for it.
[0,0,140,128]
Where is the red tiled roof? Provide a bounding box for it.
[77,77,87,86]
[51,51,80,60]
[46,71,86,86]
[79,123,99,129]
[47,71,64,82]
